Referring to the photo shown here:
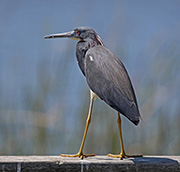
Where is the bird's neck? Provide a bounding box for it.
[85,37,104,48]
[76,38,103,76]
[76,41,90,76]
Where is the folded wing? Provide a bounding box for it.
[85,46,140,125]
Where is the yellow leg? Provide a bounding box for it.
[107,113,142,160]
[61,90,96,159]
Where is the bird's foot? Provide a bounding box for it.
[61,152,95,159]
[107,152,142,160]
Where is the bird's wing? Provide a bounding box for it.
[85,45,140,125]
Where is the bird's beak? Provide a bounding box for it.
[44,31,81,41]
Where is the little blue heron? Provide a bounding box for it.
[44,27,142,159]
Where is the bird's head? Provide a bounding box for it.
[44,27,103,45]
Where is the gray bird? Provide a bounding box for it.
[44,27,142,159]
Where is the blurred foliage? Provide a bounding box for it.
[0,0,180,156]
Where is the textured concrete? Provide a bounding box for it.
[0,156,180,172]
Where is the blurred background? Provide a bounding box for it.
[0,0,180,156]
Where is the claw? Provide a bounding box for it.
[107,153,143,160]
[61,152,95,159]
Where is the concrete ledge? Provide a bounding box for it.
[0,156,180,172]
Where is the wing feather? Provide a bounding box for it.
[85,45,140,125]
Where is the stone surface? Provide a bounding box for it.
[0,156,180,172]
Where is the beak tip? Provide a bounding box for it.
[44,35,51,39]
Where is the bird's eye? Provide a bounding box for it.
[76,31,80,35]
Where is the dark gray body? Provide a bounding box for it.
[76,42,140,125]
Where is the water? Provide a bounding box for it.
[0,0,180,155]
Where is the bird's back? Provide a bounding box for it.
[84,45,140,125]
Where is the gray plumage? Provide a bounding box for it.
[44,27,142,159]
[84,46,140,125]
[45,27,140,125]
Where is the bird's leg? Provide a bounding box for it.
[107,113,126,159]
[61,90,96,159]
[107,113,142,160]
